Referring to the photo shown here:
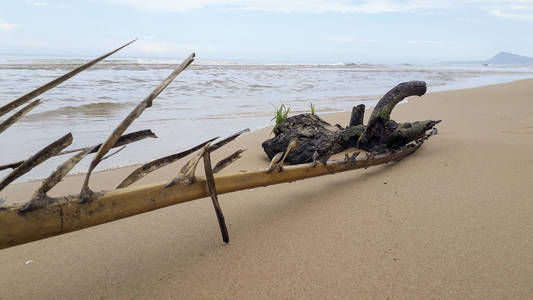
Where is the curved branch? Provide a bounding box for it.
[358,81,427,147]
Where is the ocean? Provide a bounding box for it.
[1,56,532,182]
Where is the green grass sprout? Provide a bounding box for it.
[271,104,290,126]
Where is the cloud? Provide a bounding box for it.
[107,0,451,14]
[132,39,218,55]
[490,6,533,21]
[326,36,376,43]
[0,21,19,32]
[107,0,533,19]
[25,1,67,8]
[408,40,453,46]
[31,1,50,6]
[6,40,50,48]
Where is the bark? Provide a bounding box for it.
[262,81,440,164]
[357,80,427,149]
[262,114,346,164]
[349,104,365,127]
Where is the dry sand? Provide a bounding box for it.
[1,79,532,299]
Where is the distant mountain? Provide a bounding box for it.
[449,52,533,65]
[485,52,533,65]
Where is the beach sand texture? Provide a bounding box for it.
[1,79,532,299]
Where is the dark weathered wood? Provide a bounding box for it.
[0,40,135,118]
[0,133,72,192]
[116,137,218,188]
[348,104,365,127]
[263,81,440,163]
[209,128,250,152]
[203,149,229,243]
[263,114,343,165]
[357,81,427,148]
[0,99,41,135]
[0,129,156,171]
[213,149,246,174]
[80,53,195,202]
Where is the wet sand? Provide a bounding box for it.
[1,79,533,299]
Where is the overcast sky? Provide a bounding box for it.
[1,0,533,63]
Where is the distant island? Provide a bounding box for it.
[450,52,533,66]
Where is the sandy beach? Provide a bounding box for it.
[1,79,532,299]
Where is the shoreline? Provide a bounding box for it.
[1,61,532,182]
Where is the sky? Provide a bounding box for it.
[1,0,533,63]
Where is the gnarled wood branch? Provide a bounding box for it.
[357,80,427,148]
[263,81,439,162]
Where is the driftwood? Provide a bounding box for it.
[262,81,441,164]
[0,128,436,250]
[0,46,441,251]
[349,104,365,127]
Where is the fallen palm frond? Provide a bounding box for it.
[0,47,441,251]
[0,128,436,250]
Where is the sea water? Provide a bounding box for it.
[1,56,532,181]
